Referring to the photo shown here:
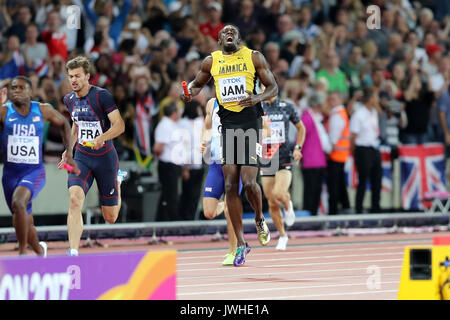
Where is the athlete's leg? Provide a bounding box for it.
[203,197,220,220]
[11,186,32,255]
[27,214,43,255]
[10,168,46,255]
[223,164,245,247]
[67,185,86,251]
[272,170,292,211]
[240,166,263,221]
[261,176,286,237]
[99,151,123,224]
[223,199,237,254]
[101,183,121,224]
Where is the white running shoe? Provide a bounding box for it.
[276,235,288,251]
[284,200,296,227]
[39,241,47,258]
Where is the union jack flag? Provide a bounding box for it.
[399,143,446,210]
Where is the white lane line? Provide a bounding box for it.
[245,290,399,300]
[177,238,430,255]
[177,244,410,261]
[178,258,403,272]
[177,272,399,288]
[178,251,403,266]
[177,281,400,296]
[178,265,401,280]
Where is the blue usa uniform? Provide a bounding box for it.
[203,100,242,199]
[64,86,120,206]
[1,101,46,214]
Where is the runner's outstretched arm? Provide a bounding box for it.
[181,57,213,102]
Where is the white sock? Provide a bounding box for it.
[69,248,79,256]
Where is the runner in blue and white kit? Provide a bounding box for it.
[1,76,79,256]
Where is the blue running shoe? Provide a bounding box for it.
[117,169,128,184]
[233,243,251,266]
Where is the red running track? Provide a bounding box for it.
[1,230,449,300]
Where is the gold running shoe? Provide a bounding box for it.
[256,217,270,246]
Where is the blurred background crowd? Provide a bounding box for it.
[0,0,450,221]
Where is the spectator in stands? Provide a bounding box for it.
[350,86,382,214]
[158,81,185,121]
[246,27,266,53]
[47,54,67,89]
[178,100,205,220]
[83,0,132,49]
[283,74,310,113]
[269,13,296,44]
[132,74,158,157]
[154,102,185,221]
[41,10,68,61]
[143,0,169,35]
[231,0,260,40]
[423,43,444,76]
[400,71,435,144]
[300,91,330,215]
[316,48,349,95]
[341,45,364,96]
[0,1,11,34]
[367,9,395,58]
[4,5,32,43]
[84,16,116,55]
[263,42,280,71]
[296,5,321,41]
[90,53,114,88]
[378,81,408,157]
[416,7,434,41]
[351,19,369,47]
[0,35,26,80]
[406,30,428,64]
[21,23,49,74]
[199,2,224,41]
[326,91,351,215]
[119,14,152,56]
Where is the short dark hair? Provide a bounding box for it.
[13,76,32,88]
[163,102,178,117]
[361,86,376,103]
[66,56,91,74]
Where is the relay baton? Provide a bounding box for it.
[82,141,95,147]
[181,81,190,97]
[62,163,74,172]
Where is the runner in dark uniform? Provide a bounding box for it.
[260,97,305,250]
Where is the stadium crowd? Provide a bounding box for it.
[0,0,450,220]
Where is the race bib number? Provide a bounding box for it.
[263,121,285,144]
[77,121,103,145]
[7,135,39,164]
[219,76,247,103]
